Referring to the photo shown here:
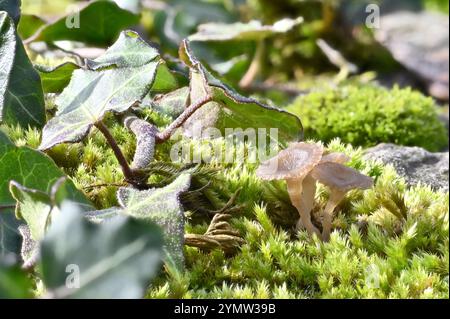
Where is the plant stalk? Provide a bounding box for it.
[95,121,136,184]
[239,40,265,89]
[156,95,213,143]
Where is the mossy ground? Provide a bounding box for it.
[2,105,448,299]
[286,85,448,152]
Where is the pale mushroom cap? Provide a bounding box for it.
[320,152,351,164]
[256,142,324,180]
[311,162,373,192]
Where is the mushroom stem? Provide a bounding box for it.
[321,191,345,242]
[286,178,321,239]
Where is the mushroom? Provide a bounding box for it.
[311,162,373,241]
[320,152,351,164]
[256,142,323,238]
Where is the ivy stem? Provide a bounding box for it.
[156,95,213,143]
[95,121,136,184]
[239,40,265,89]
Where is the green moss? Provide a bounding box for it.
[146,137,449,299]
[423,0,449,14]
[286,85,448,151]
[2,109,448,299]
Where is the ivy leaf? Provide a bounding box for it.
[17,14,45,39]
[32,1,140,46]
[41,202,164,299]
[0,135,91,257]
[9,183,52,242]
[9,178,94,267]
[35,62,80,93]
[0,256,33,299]
[18,224,36,268]
[0,12,45,128]
[10,177,92,243]
[153,0,233,50]
[0,0,21,25]
[0,143,91,210]
[189,17,303,42]
[0,128,12,144]
[148,86,190,119]
[86,173,191,271]
[39,31,177,151]
[0,211,20,258]
[179,40,303,144]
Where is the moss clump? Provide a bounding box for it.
[286,85,448,151]
[2,114,448,299]
[423,0,449,14]
[147,139,449,298]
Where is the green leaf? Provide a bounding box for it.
[39,31,176,151]
[0,129,13,145]
[35,62,80,94]
[87,30,160,69]
[41,201,164,299]
[0,0,21,25]
[180,40,303,144]
[189,17,303,42]
[153,0,233,50]
[0,144,90,209]
[148,86,190,119]
[0,210,21,258]
[17,14,45,39]
[87,173,191,271]
[33,1,140,46]
[0,256,33,299]
[0,12,45,128]
[0,137,91,257]
[9,183,52,242]
[10,177,92,242]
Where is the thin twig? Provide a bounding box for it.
[95,121,136,184]
[156,95,213,143]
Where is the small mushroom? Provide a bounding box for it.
[256,142,323,238]
[320,152,351,164]
[311,162,373,241]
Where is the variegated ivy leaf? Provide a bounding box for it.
[189,17,303,42]
[39,31,177,151]
[179,40,303,144]
[86,173,191,271]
